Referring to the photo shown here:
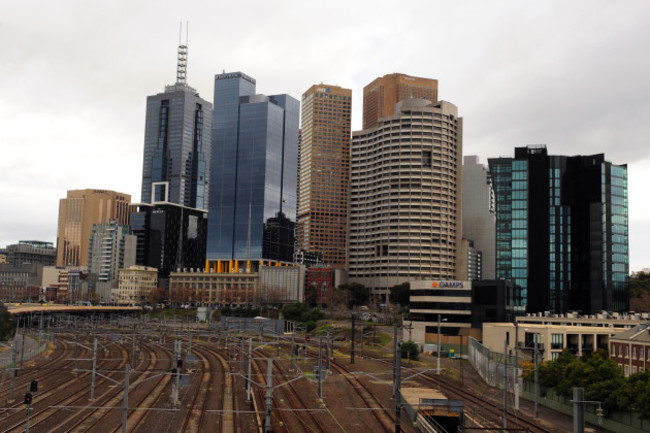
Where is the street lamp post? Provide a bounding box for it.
[534,333,540,419]
[437,314,447,374]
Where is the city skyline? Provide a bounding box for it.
[2,1,650,271]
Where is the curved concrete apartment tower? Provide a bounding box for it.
[350,96,463,298]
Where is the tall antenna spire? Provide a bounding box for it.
[176,21,188,85]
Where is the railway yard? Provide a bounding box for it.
[0,313,608,433]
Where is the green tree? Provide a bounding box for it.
[629,271,650,298]
[529,349,625,413]
[281,302,323,323]
[338,283,370,309]
[617,369,650,418]
[390,282,410,307]
[400,341,419,361]
[0,304,16,342]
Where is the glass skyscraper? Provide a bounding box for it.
[489,146,628,315]
[140,49,212,209]
[207,72,299,266]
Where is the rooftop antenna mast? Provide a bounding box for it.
[176,21,188,85]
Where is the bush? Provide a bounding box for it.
[305,320,317,332]
[400,341,419,361]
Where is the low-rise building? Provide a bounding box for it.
[483,312,648,362]
[170,270,259,308]
[610,322,650,376]
[118,266,158,305]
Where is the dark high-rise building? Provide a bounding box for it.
[129,202,207,288]
[206,72,299,269]
[488,145,628,315]
[140,41,212,209]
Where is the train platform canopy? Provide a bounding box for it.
[400,387,463,420]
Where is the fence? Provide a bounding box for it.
[0,332,48,369]
[468,336,522,392]
[469,336,650,433]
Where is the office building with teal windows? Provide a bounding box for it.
[206,72,299,270]
[488,145,628,316]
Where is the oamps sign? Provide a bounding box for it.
[431,281,468,289]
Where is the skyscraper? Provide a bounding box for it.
[56,189,131,267]
[140,41,212,209]
[462,156,496,279]
[296,84,352,269]
[350,95,463,298]
[488,146,628,315]
[207,72,299,269]
[362,73,438,130]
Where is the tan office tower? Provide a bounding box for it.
[363,73,438,130]
[296,84,352,268]
[56,189,131,267]
[350,97,463,298]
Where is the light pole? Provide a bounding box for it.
[437,314,447,374]
[534,333,540,419]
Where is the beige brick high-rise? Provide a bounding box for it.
[296,84,352,268]
[56,189,131,267]
[350,96,463,298]
[363,73,438,130]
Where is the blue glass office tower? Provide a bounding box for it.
[207,72,299,265]
[140,78,212,208]
[488,146,628,316]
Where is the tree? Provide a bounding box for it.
[528,348,626,413]
[0,304,16,342]
[390,282,410,307]
[281,302,323,323]
[629,271,650,298]
[618,369,650,419]
[337,283,370,309]
[400,341,419,361]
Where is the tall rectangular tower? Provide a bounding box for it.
[362,73,438,130]
[462,156,496,279]
[56,189,131,267]
[207,72,299,267]
[488,146,628,315]
[296,84,352,269]
[140,43,212,209]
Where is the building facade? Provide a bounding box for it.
[170,270,259,307]
[87,220,136,299]
[462,156,495,279]
[610,322,650,376]
[56,189,131,267]
[207,72,299,267]
[488,146,628,315]
[349,97,463,296]
[296,84,352,269]
[5,241,56,266]
[140,43,212,209]
[483,312,646,362]
[117,266,158,305]
[362,73,438,130]
[129,202,208,288]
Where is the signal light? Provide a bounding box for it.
[30,380,38,393]
[24,393,32,405]
[177,359,183,368]
[171,368,177,378]
[306,337,310,342]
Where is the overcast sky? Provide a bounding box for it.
[2,0,649,271]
